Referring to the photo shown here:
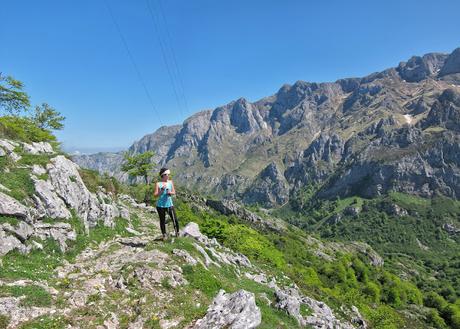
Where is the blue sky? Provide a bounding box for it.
[1,0,459,153]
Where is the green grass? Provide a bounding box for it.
[0,238,62,280]
[0,215,134,281]
[0,167,35,202]
[18,315,71,329]
[182,264,222,297]
[0,284,52,307]
[0,315,10,329]
[17,153,52,167]
[0,215,19,226]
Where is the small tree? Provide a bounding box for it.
[121,151,155,184]
[32,103,65,130]
[0,73,30,115]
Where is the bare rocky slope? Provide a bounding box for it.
[73,47,460,207]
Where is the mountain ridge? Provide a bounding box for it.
[73,47,460,207]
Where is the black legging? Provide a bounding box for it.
[156,206,179,236]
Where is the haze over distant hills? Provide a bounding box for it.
[73,47,460,207]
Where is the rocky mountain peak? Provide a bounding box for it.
[397,52,448,82]
[439,47,460,76]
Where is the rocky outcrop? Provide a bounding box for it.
[205,199,284,232]
[275,286,359,329]
[193,289,261,329]
[46,156,102,227]
[421,88,460,131]
[439,47,460,77]
[397,53,447,82]
[181,222,252,268]
[0,142,133,257]
[0,192,30,220]
[243,162,289,207]
[32,178,72,220]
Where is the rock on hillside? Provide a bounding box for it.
[73,47,460,206]
[0,139,130,256]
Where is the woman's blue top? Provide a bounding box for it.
[156,181,173,208]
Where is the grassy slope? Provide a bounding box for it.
[275,189,460,329]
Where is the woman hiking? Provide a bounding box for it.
[154,167,179,240]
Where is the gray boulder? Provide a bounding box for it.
[22,141,54,154]
[46,155,102,227]
[181,222,208,243]
[193,289,261,329]
[275,286,357,329]
[0,230,26,256]
[2,221,34,243]
[33,222,77,252]
[32,177,72,220]
[0,191,30,220]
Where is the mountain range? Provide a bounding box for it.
[73,47,460,207]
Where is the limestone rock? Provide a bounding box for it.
[193,289,261,329]
[275,286,355,329]
[46,155,102,227]
[2,221,33,242]
[173,249,198,265]
[22,141,54,154]
[0,139,18,152]
[0,191,30,220]
[439,47,460,77]
[33,222,77,252]
[32,177,72,220]
[181,222,207,243]
[0,230,25,256]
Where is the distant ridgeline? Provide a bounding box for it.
[74,47,460,208]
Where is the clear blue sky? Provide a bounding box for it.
[1,0,459,153]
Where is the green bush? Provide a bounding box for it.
[78,168,124,196]
[223,225,285,268]
[362,282,381,303]
[426,309,447,328]
[200,217,229,242]
[0,116,56,142]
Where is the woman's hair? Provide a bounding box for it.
[159,167,169,176]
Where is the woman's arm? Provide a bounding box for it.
[168,180,176,195]
[153,182,160,197]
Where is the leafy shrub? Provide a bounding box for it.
[362,282,381,303]
[0,116,56,142]
[426,309,447,328]
[367,304,404,329]
[200,217,229,242]
[223,225,285,268]
[78,168,124,196]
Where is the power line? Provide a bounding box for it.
[146,0,190,117]
[156,0,190,115]
[145,0,184,118]
[103,0,164,126]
